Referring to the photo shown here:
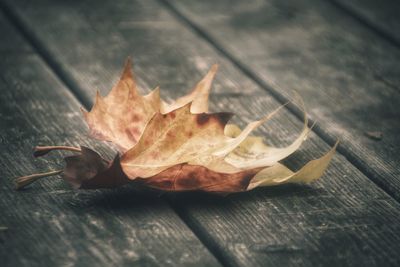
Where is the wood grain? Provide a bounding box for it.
[164,0,400,201]
[2,0,400,266]
[0,11,220,267]
[332,0,400,45]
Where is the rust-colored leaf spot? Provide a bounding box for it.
[196,113,210,126]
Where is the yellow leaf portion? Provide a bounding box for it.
[247,141,338,189]
[222,94,312,169]
[223,112,311,169]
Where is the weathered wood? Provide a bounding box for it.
[3,0,400,266]
[332,0,400,45]
[164,0,400,201]
[0,12,220,267]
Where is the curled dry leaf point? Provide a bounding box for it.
[15,58,338,194]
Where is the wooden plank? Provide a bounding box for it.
[4,0,400,266]
[0,12,220,267]
[163,0,400,201]
[332,0,400,45]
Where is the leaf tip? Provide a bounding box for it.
[80,105,88,113]
[210,64,219,74]
[33,146,81,158]
[33,146,51,157]
[14,170,63,190]
[121,56,134,80]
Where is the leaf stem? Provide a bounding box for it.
[15,169,63,190]
[34,145,81,157]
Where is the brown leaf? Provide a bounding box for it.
[83,58,218,152]
[16,59,338,193]
[161,64,218,114]
[137,164,262,193]
[121,103,232,178]
[63,146,129,189]
[82,58,160,152]
[120,103,285,179]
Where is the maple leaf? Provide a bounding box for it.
[15,59,338,193]
[82,58,218,152]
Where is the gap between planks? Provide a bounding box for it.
[156,0,400,203]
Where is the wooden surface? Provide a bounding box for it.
[332,0,400,46]
[164,0,400,202]
[0,11,219,267]
[0,0,400,266]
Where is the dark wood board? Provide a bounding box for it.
[164,0,400,201]
[332,0,400,46]
[0,11,220,267]
[3,0,400,266]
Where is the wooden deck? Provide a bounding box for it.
[0,0,399,266]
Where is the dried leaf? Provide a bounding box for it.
[82,58,159,152]
[247,142,338,189]
[63,146,129,189]
[120,103,285,179]
[161,64,218,114]
[83,59,218,152]
[120,103,232,178]
[223,111,311,169]
[15,58,338,194]
[137,164,262,193]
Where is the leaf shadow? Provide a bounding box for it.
[71,181,325,212]
[167,183,325,209]
[65,184,166,211]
